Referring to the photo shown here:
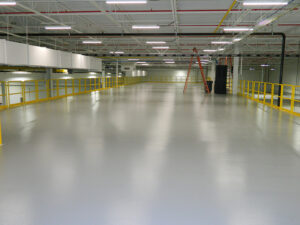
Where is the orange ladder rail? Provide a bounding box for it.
[184,48,210,94]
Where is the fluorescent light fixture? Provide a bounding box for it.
[218,48,225,51]
[258,18,274,26]
[110,51,124,54]
[45,26,72,30]
[128,59,139,61]
[82,40,102,44]
[250,68,255,71]
[61,76,72,80]
[89,72,97,75]
[163,59,174,61]
[146,41,166,44]
[261,64,270,67]
[203,49,217,52]
[106,0,147,4]
[106,76,111,78]
[132,25,160,29]
[223,27,254,32]
[12,71,30,74]
[243,2,288,6]
[211,41,232,44]
[136,62,147,64]
[165,61,175,64]
[88,75,97,79]
[141,64,150,66]
[233,38,242,42]
[271,68,276,71]
[152,46,169,49]
[0,1,16,5]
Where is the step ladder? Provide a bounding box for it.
[183,48,210,94]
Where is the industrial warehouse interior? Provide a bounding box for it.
[1,0,300,224]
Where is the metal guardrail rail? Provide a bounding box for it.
[238,80,300,116]
[0,76,145,110]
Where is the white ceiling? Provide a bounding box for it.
[0,0,299,65]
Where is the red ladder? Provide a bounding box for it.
[183,48,210,94]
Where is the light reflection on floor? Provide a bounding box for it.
[0,83,300,225]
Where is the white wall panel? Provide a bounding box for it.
[90,57,102,71]
[60,51,72,68]
[72,54,89,69]
[0,40,102,71]
[0,39,6,64]
[28,45,58,67]
[6,41,28,66]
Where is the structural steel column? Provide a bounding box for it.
[232,48,240,95]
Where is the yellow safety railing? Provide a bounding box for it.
[238,80,300,116]
[0,76,145,110]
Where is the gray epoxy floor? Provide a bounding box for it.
[1,83,300,225]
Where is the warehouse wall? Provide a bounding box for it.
[239,58,300,85]
[145,67,209,82]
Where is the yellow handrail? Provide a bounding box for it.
[238,80,300,117]
[0,76,145,110]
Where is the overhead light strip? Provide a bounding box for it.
[0,1,16,5]
[152,46,169,49]
[146,41,166,44]
[45,26,72,30]
[106,0,147,4]
[82,40,102,44]
[211,41,233,44]
[132,25,160,29]
[223,27,254,32]
[243,2,288,6]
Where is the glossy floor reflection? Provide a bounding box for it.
[1,83,300,225]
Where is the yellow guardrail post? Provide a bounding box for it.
[247,81,250,98]
[257,82,260,101]
[251,81,255,100]
[271,84,274,106]
[280,85,284,109]
[56,80,59,97]
[291,86,295,112]
[263,83,267,104]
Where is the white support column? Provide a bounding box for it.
[232,48,240,95]
[209,60,216,82]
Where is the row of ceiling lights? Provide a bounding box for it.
[0,0,288,31]
[0,0,288,66]
[105,0,288,6]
